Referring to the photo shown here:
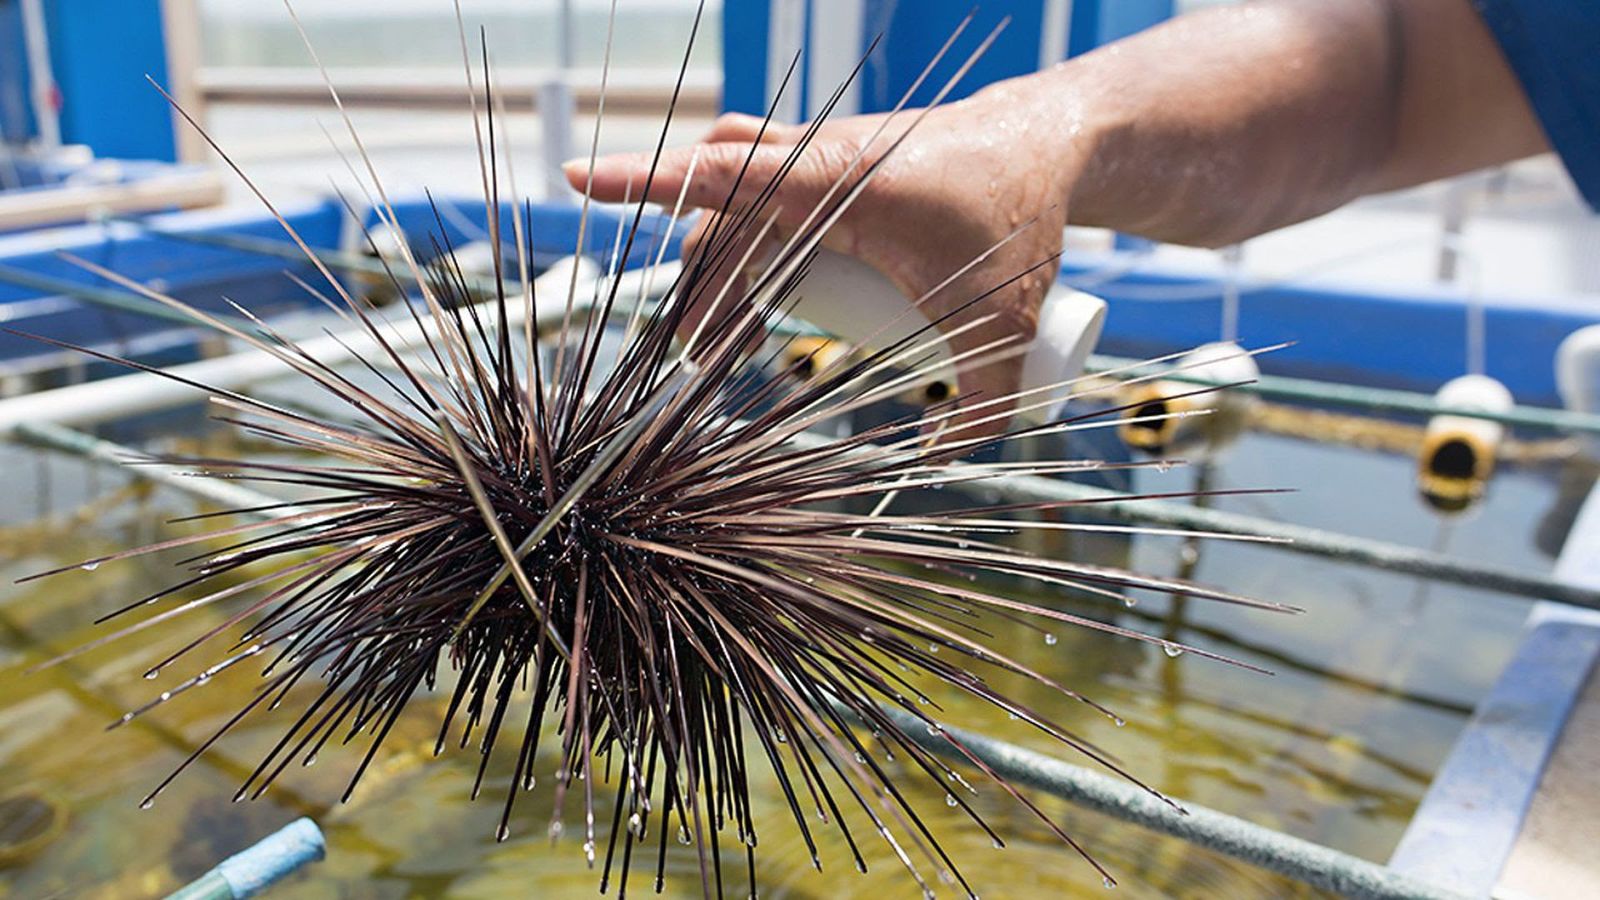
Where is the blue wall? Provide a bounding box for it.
[854,1,1045,113]
[722,0,1173,118]
[44,0,179,160]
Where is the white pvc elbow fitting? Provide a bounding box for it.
[787,249,1107,423]
[1117,341,1259,458]
[1418,373,1513,514]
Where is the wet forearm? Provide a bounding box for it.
[991,0,1545,246]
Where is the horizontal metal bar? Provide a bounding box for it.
[989,468,1600,609]
[785,429,1600,611]
[0,260,257,332]
[14,420,306,517]
[861,701,1466,900]
[1089,352,1600,436]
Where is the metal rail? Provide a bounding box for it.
[0,260,255,332]
[784,429,1600,611]
[1088,352,1600,436]
[867,702,1466,900]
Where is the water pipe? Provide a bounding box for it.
[164,818,325,900]
[0,256,602,437]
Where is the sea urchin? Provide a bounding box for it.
[19,4,1289,897]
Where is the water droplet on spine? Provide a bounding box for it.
[1163,643,1184,658]
[677,825,692,845]
[143,670,160,680]
[945,793,957,807]
[1044,633,1058,646]
[139,798,153,810]
[1103,876,1117,889]
[80,561,100,572]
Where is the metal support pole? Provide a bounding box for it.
[14,420,306,517]
[864,702,1467,900]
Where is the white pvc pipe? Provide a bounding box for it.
[791,249,1107,424]
[1118,340,1259,458]
[0,256,620,437]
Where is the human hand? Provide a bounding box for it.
[564,85,1086,439]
